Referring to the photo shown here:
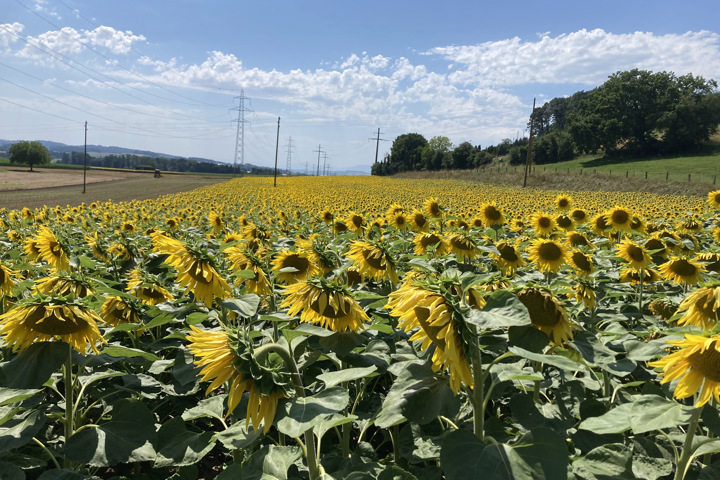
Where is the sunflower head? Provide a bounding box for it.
[527,238,569,273]
[515,288,574,345]
[675,287,720,330]
[346,240,399,284]
[34,227,70,272]
[413,233,449,257]
[423,197,442,218]
[648,299,678,321]
[569,250,594,277]
[272,249,322,284]
[605,206,633,232]
[101,296,143,327]
[570,208,588,224]
[530,212,557,237]
[0,296,106,353]
[493,241,525,274]
[708,190,720,209]
[410,209,430,232]
[479,203,505,226]
[617,239,653,270]
[555,195,573,212]
[659,256,705,287]
[448,233,481,261]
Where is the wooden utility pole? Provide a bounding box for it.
[82,121,88,194]
[523,98,536,188]
[273,117,280,187]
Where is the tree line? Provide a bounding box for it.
[59,152,243,174]
[372,69,720,176]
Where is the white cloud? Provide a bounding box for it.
[0,23,24,51]
[425,29,720,87]
[17,26,145,61]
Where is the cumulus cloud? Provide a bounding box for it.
[424,29,720,87]
[16,26,145,61]
[0,23,24,51]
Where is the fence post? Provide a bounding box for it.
[645,172,647,179]
[688,174,691,182]
[666,172,669,181]
[626,171,628,178]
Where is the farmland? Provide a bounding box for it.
[1,174,720,479]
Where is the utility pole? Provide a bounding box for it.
[284,136,295,175]
[82,121,87,194]
[322,152,328,176]
[273,117,280,187]
[523,98,536,188]
[314,144,323,176]
[369,128,389,164]
[231,89,251,175]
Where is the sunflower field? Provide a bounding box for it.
[2,175,720,480]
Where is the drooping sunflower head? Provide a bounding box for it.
[333,220,349,235]
[423,197,442,219]
[555,194,573,212]
[126,268,175,306]
[101,296,142,327]
[515,288,574,345]
[527,238,569,273]
[697,252,720,273]
[346,240,399,284]
[281,278,370,332]
[224,247,272,295]
[447,233,481,262]
[34,227,70,272]
[345,211,365,233]
[659,256,705,287]
[0,262,21,296]
[386,281,473,394]
[530,212,557,237]
[566,231,594,249]
[410,209,430,233]
[413,233,449,257]
[619,267,661,284]
[569,250,594,277]
[570,208,588,224]
[34,274,95,298]
[0,297,106,353]
[555,214,576,232]
[649,334,720,407]
[648,299,678,321]
[493,241,525,274]
[479,203,505,226]
[186,325,292,433]
[675,287,720,330]
[572,281,596,310]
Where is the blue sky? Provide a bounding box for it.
[2,0,719,172]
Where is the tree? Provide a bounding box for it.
[451,142,474,169]
[421,136,452,170]
[9,141,51,172]
[387,133,427,173]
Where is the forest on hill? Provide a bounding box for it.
[372,69,720,176]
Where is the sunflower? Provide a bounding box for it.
[281,279,370,332]
[345,211,364,234]
[447,233,481,261]
[649,299,678,321]
[413,233,449,257]
[630,216,647,234]
[674,287,720,330]
[555,214,576,232]
[617,239,653,270]
[409,209,430,233]
[570,208,588,224]
[85,232,110,263]
[296,235,335,274]
[101,296,142,327]
[566,231,594,249]
[389,212,409,231]
[320,209,334,225]
[649,334,720,407]
[479,203,505,227]
[271,249,321,284]
[708,190,720,209]
[530,212,557,237]
[186,325,289,433]
[644,234,669,259]
[659,256,705,287]
[346,240,399,284]
[493,241,525,274]
[527,239,569,273]
[590,213,610,237]
[333,220,349,235]
[515,288,574,345]
[209,211,225,233]
[34,227,70,272]
[385,203,405,222]
[555,194,573,212]
[225,248,273,296]
[573,282,596,310]
[697,252,720,273]
[0,262,20,296]
[569,250,594,277]
[605,206,633,232]
[0,297,106,353]
[619,267,661,284]
[423,197,442,218]
[126,269,175,306]
[34,274,95,298]
[386,283,473,394]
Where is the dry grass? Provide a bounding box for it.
[396,166,717,197]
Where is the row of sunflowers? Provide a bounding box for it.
[1,175,720,479]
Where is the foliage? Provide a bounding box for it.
[9,141,51,172]
[1,175,720,479]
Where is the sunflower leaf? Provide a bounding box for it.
[218,295,260,317]
[275,386,349,437]
[1,341,69,389]
[317,365,378,388]
[154,416,215,467]
[0,410,47,453]
[467,291,531,329]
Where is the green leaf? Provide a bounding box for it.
[37,469,96,479]
[629,395,697,434]
[172,348,200,386]
[217,445,302,480]
[182,395,226,422]
[631,452,673,480]
[570,331,636,377]
[0,389,40,406]
[218,295,260,317]
[571,443,634,479]
[184,312,208,326]
[276,386,349,437]
[291,323,336,338]
[399,423,442,463]
[578,403,633,434]
[512,427,569,480]
[0,410,47,453]
[2,342,68,389]
[319,331,365,355]
[77,370,124,392]
[99,345,159,362]
[64,399,157,466]
[508,325,550,353]
[509,346,591,374]
[317,366,377,388]
[440,429,537,480]
[154,417,215,467]
[312,413,357,441]
[143,311,178,329]
[0,462,25,480]
[213,421,263,451]
[466,290,531,329]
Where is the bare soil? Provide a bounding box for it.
[0,167,134,191]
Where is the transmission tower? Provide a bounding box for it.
[284,137,295,175]
[322,152,329,176]
[231,89,251,174]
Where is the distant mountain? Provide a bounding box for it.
[0,139,226,165]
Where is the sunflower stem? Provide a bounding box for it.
[32,437,61,470]
[253,343,322,480]
[63,342,74,469]
[470,335,485,442]
[638,269,644,316]
[674,404,703,480]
